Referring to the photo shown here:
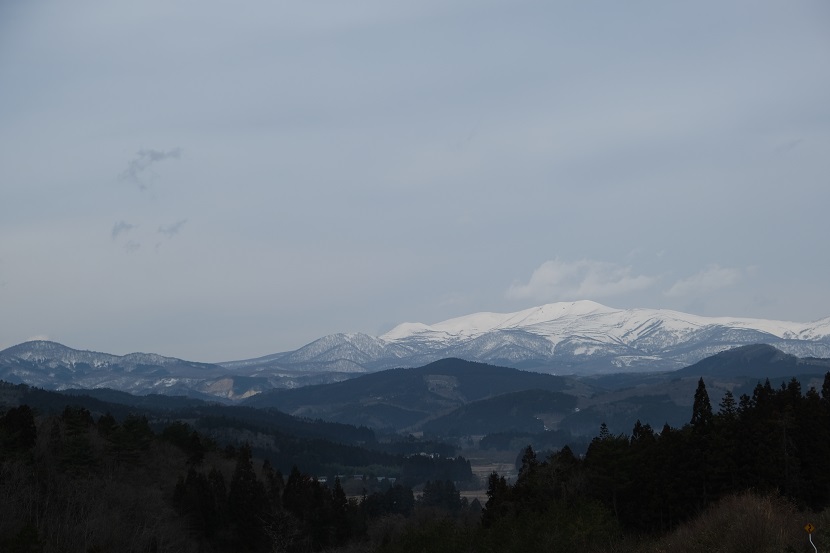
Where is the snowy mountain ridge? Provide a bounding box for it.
[2,301,829,400]
[0,340,204,370]
[259,300,830,374]
[382,301,830,344]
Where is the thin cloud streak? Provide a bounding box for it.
[158,219,188,239]
[119,148,182,189]
[111,220,136,239]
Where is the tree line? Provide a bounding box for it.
[0,400,475,552]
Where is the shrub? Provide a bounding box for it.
[639,492,806,553]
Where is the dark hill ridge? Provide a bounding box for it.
[242,348,830,438]
[674,343,830,378]
[242,358,592,430]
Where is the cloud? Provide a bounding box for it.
[119,148,182,189]
[124,240,141,254]
[664,265,742,297]
[158,219,188,238]
[507,258,658,301]
[111,220,136,239]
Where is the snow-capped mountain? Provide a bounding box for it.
[0,340,359,400]
[225,301,830,375]
[0,340,233,399]
[3,301,829,401]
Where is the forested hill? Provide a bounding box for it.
[0,381,374,449]
[242,358,584,429]
[0,381,475,480]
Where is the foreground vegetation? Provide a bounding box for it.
[1,371,829,552]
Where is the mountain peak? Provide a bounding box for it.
[1,340,93,361]
[369,302,830,374]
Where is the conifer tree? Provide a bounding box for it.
[718,390,737,419]
[228,443,270,550]
[821,371,830,404]
[690,378,713,429]
[518,444,538,478]
[482,472,511,528]
[0,405,36,453]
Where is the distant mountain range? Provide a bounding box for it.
[2,300,829,400]
[221,300,830,375]
[241,346,830,438]
[0,340,347,401]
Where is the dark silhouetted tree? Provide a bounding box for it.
[228,444,270,550]
[690,378,713,430]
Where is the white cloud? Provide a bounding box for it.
[506,258,657,301]
[664,265,742,298]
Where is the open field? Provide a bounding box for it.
[458,448,519,503]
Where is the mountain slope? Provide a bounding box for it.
[673,343,830,378]
[0,341,275,400]
[0,340,362,400]
[242,347,830,437]
[242,358,587,430]
[420,388,579,436]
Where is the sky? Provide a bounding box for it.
[1,1,829,362]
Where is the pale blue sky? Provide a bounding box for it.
[1,1,829,361]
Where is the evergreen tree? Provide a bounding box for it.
[625,420,660,529]
[0,405,37,454]
[690,378,713,429]
[261,459,284,512]
[420,480,462,512]
[822,371,830,403]
[174,467,223,538]
[718,390,737,420]
[96,412,118,439]
[58,406,97,471]
[482,472,511,528]
[228,443,270,550]
[330,477,353,545]
[283,466,312,519]
[711,390,740,494]
[585,426,631,522]
[517,444,538,478]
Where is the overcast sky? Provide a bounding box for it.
[1,1,829,362]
